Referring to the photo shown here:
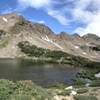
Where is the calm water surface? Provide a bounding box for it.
[0,59,82,86]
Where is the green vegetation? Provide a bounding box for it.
[13,95,32,100]
[75,67,100,87]
[74,95,98,100]
[0,39,9,48]
[90,79,100,87]
[58,90,71,96]
[77,70,95,80]
[77,88,88,94]
[0,30,9,48]
[17,41,100,67]
[0,79,52,100]
[0,79,99,100]
[0,30,6,38]
[74,79,85,86]
[47,83,68,89]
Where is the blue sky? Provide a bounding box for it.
[0,0,100,36]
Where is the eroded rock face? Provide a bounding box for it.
[0,13,23,32]
[32,23,54,36]
[0,12,100,61]
[82,33,100,45]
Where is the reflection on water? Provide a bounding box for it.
[0,59,82,86]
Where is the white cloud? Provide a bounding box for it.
[17,0,69,25]
[74,13,100,37]
[73,8,94,23]
[1,8,16,14]
[18,0,51,9]
[48,10,69,25]
[37,20,45,24]
[73,0,100,37]
[16,0,100,36]
[28,18,46,24]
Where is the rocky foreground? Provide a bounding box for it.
[0,79,100,100]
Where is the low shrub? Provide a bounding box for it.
[74,95,98,100]
[18,41,94,66]
[13,95,32,100]
[58,90,71,96]
[0,80,52,100]
[90,80,100,87]
[74,79,85,86]
[77,88,88,94]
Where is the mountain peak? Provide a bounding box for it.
[73,33,81,37]
[32,23,54,36]
[0,12,24,32]
[0,13,100,61]
[83,33,100,40]
[57,32,71,40]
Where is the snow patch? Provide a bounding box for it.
[74,46,79,49]
[42,35,63,50]
[42,35,53,43]
[65,86,73,90]
[53,42,63,50]
[70,91,77,95]
[2,17,8,22]
[82,52,87,55]
[95,72,100,78]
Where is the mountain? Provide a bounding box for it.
[82,33,100,45]
[0,13,100,62]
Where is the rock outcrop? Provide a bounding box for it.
[0,13,100,62]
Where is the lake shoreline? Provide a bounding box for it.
[0,57,80,68]
[0,57,99,68]
[0,58,99,88]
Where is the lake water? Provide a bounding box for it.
[0,59,82,86]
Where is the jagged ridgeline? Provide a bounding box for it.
[0,13,100,65]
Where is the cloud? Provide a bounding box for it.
[37,20,46,24]
[17,0,52,9]
[74,13,100,37]
[73,0,100,37]
[1,8,16,14]
[15,0,100,36]
[47,10,69,25]
[17,0,70,25]
[28,18,46,24]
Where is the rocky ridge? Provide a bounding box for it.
[0,13,100,62]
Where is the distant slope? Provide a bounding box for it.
[0,13,100,62]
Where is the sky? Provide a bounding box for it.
[0,0,100,36]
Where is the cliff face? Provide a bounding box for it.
[0,13,100,62]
